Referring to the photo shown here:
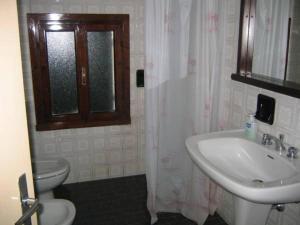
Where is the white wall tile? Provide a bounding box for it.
[232,89,244,108]
[91,127,105,135]
[123,149,137,162]
[293,137,300,149]
[87,5,101,13]
[94,165,109,179]
[257,121,271,136]
[294,106,300,132]
[78,167,93,182]
[60,141,73,154]
[94,152,107,164]
[43,143,57,154]
[78,155,91,166]
[276,103,295,130]
[123,135,137,149]
[124,162,138,176]
[246,90,258,114]
[138,161,145,173]
[64,5,83,13]
[106,136,123,150]
[94,138,105,150]
[49,4,63,13]
[106,126,122,135]
[105,5,120,14]
[108,150,122,163]
[77,139,89,152]
[231,110,243,128]
[109,165,124,177]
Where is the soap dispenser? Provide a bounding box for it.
[244,114,257,141]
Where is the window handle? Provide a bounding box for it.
[81,67,87,86]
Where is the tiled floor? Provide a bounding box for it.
[54,175,227,225]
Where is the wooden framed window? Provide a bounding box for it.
[27,14,130,130]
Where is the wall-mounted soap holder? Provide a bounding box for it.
[255,94,275,125]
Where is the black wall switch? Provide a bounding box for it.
[136,70,144,87]
[255,94,276,125]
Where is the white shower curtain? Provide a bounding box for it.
[252,0,293,79]
[144,0,228,224]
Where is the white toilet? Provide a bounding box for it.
[33,157,76,225]
[32,157,70,199]
[38,199,76,225]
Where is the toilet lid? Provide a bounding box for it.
[32,158,70,180]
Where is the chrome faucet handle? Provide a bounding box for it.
[287,147,298,159]
[262,133,272,145]
[262,133,268,145]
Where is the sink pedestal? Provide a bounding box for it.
[234,197,271,225]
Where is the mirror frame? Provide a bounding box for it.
[232,0,300,98]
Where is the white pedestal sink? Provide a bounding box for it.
[185,130,300,225]
[234,197,271,225]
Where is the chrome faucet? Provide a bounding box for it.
[287,147,298,159]
[262,133,286,152]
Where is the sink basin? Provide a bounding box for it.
[186,129,300,204]
[199,138,297,183]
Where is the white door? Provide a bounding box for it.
[0,0,37,224]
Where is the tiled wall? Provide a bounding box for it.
[216,0,300,224]
[18,0,145,184]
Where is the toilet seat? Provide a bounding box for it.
[32,158,70,180]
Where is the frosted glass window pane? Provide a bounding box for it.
[47,31,78,115]
[87,31,115,112]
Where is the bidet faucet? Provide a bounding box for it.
[262,133,286,152]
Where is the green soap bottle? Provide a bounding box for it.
[245,114,257,141]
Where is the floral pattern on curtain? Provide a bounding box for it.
[144,0,232,224]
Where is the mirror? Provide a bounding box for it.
[252,0,299,83]
[233,0,300,98]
